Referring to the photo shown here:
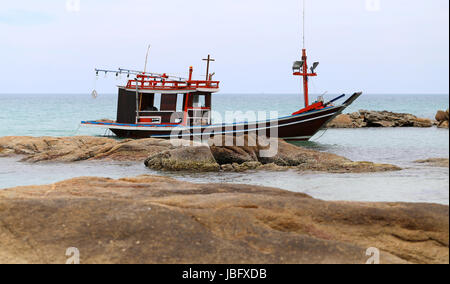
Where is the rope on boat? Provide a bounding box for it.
[72,124,81,136]
[312,127,328,142]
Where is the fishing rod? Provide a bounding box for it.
[94,68,188,81]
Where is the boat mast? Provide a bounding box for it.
[301,0,309,107]
[293,0,317,108]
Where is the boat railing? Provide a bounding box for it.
[126,79,219,91]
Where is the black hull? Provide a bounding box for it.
[83,93,362,141]
[109,106,344,141]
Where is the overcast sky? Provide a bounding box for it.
[0,0,448,95]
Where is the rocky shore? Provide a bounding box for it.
[327,110,435,128]
[0,175,447,264]
[0,136,401,173]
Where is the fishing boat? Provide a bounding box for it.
[81,6,362,141]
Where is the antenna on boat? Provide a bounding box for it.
[143,45,151,74]
[302,0,305,49]
[292,0,320,108]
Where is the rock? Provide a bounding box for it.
[435,110,449,122]
[94,138,177,161]
[415,158,449,168]
[208,135,401,173]
[326,114,356,128]
[438,121,449,129]
[209,135,259,164]
[0,176,447,264]
[435,109,449,129]
[413,118,433,128]
[144,146,220,172]
[0,136,176,162]
[220,164,235,172]
[327,110,434,128]
[1,136,401,173]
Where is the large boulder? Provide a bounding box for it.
[435,110,449,122]
[144,146,220,172]
[0,175,447,264]
[209,135,259,164]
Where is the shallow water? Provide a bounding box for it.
[0,94,448,204]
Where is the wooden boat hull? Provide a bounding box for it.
[82,93,362,141]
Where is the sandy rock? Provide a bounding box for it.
[221,161,263,172]
[435,109,449,129]
[0,176,447,264]
[327,110,434,128]
[0,136,177,162]
[413,118,434,128]
[438,121,449,129]
[93,138,177,161]
[209,135,260,164]
[415,158,449,168]
[435,110,449,122]
[326,114,356,128]
[1,136,401,173]
[144,146,220,172]
[207,135,401,173]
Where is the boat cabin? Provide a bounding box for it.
[116,66,219,126]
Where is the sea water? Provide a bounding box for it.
[0,94,448,204]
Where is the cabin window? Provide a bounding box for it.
[176,94,184,111]
[193,94,206,108]
[139,93,161,111]
[154,94,161,110]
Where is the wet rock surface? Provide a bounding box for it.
[0,175,447,264]
[327,110,434,128]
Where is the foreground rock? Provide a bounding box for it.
[0,176,447,264]
[415,158,449,168]
[327,110,434,128]
[435,109,449,129]
[0,136,401,173]
[145,135,401,173]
